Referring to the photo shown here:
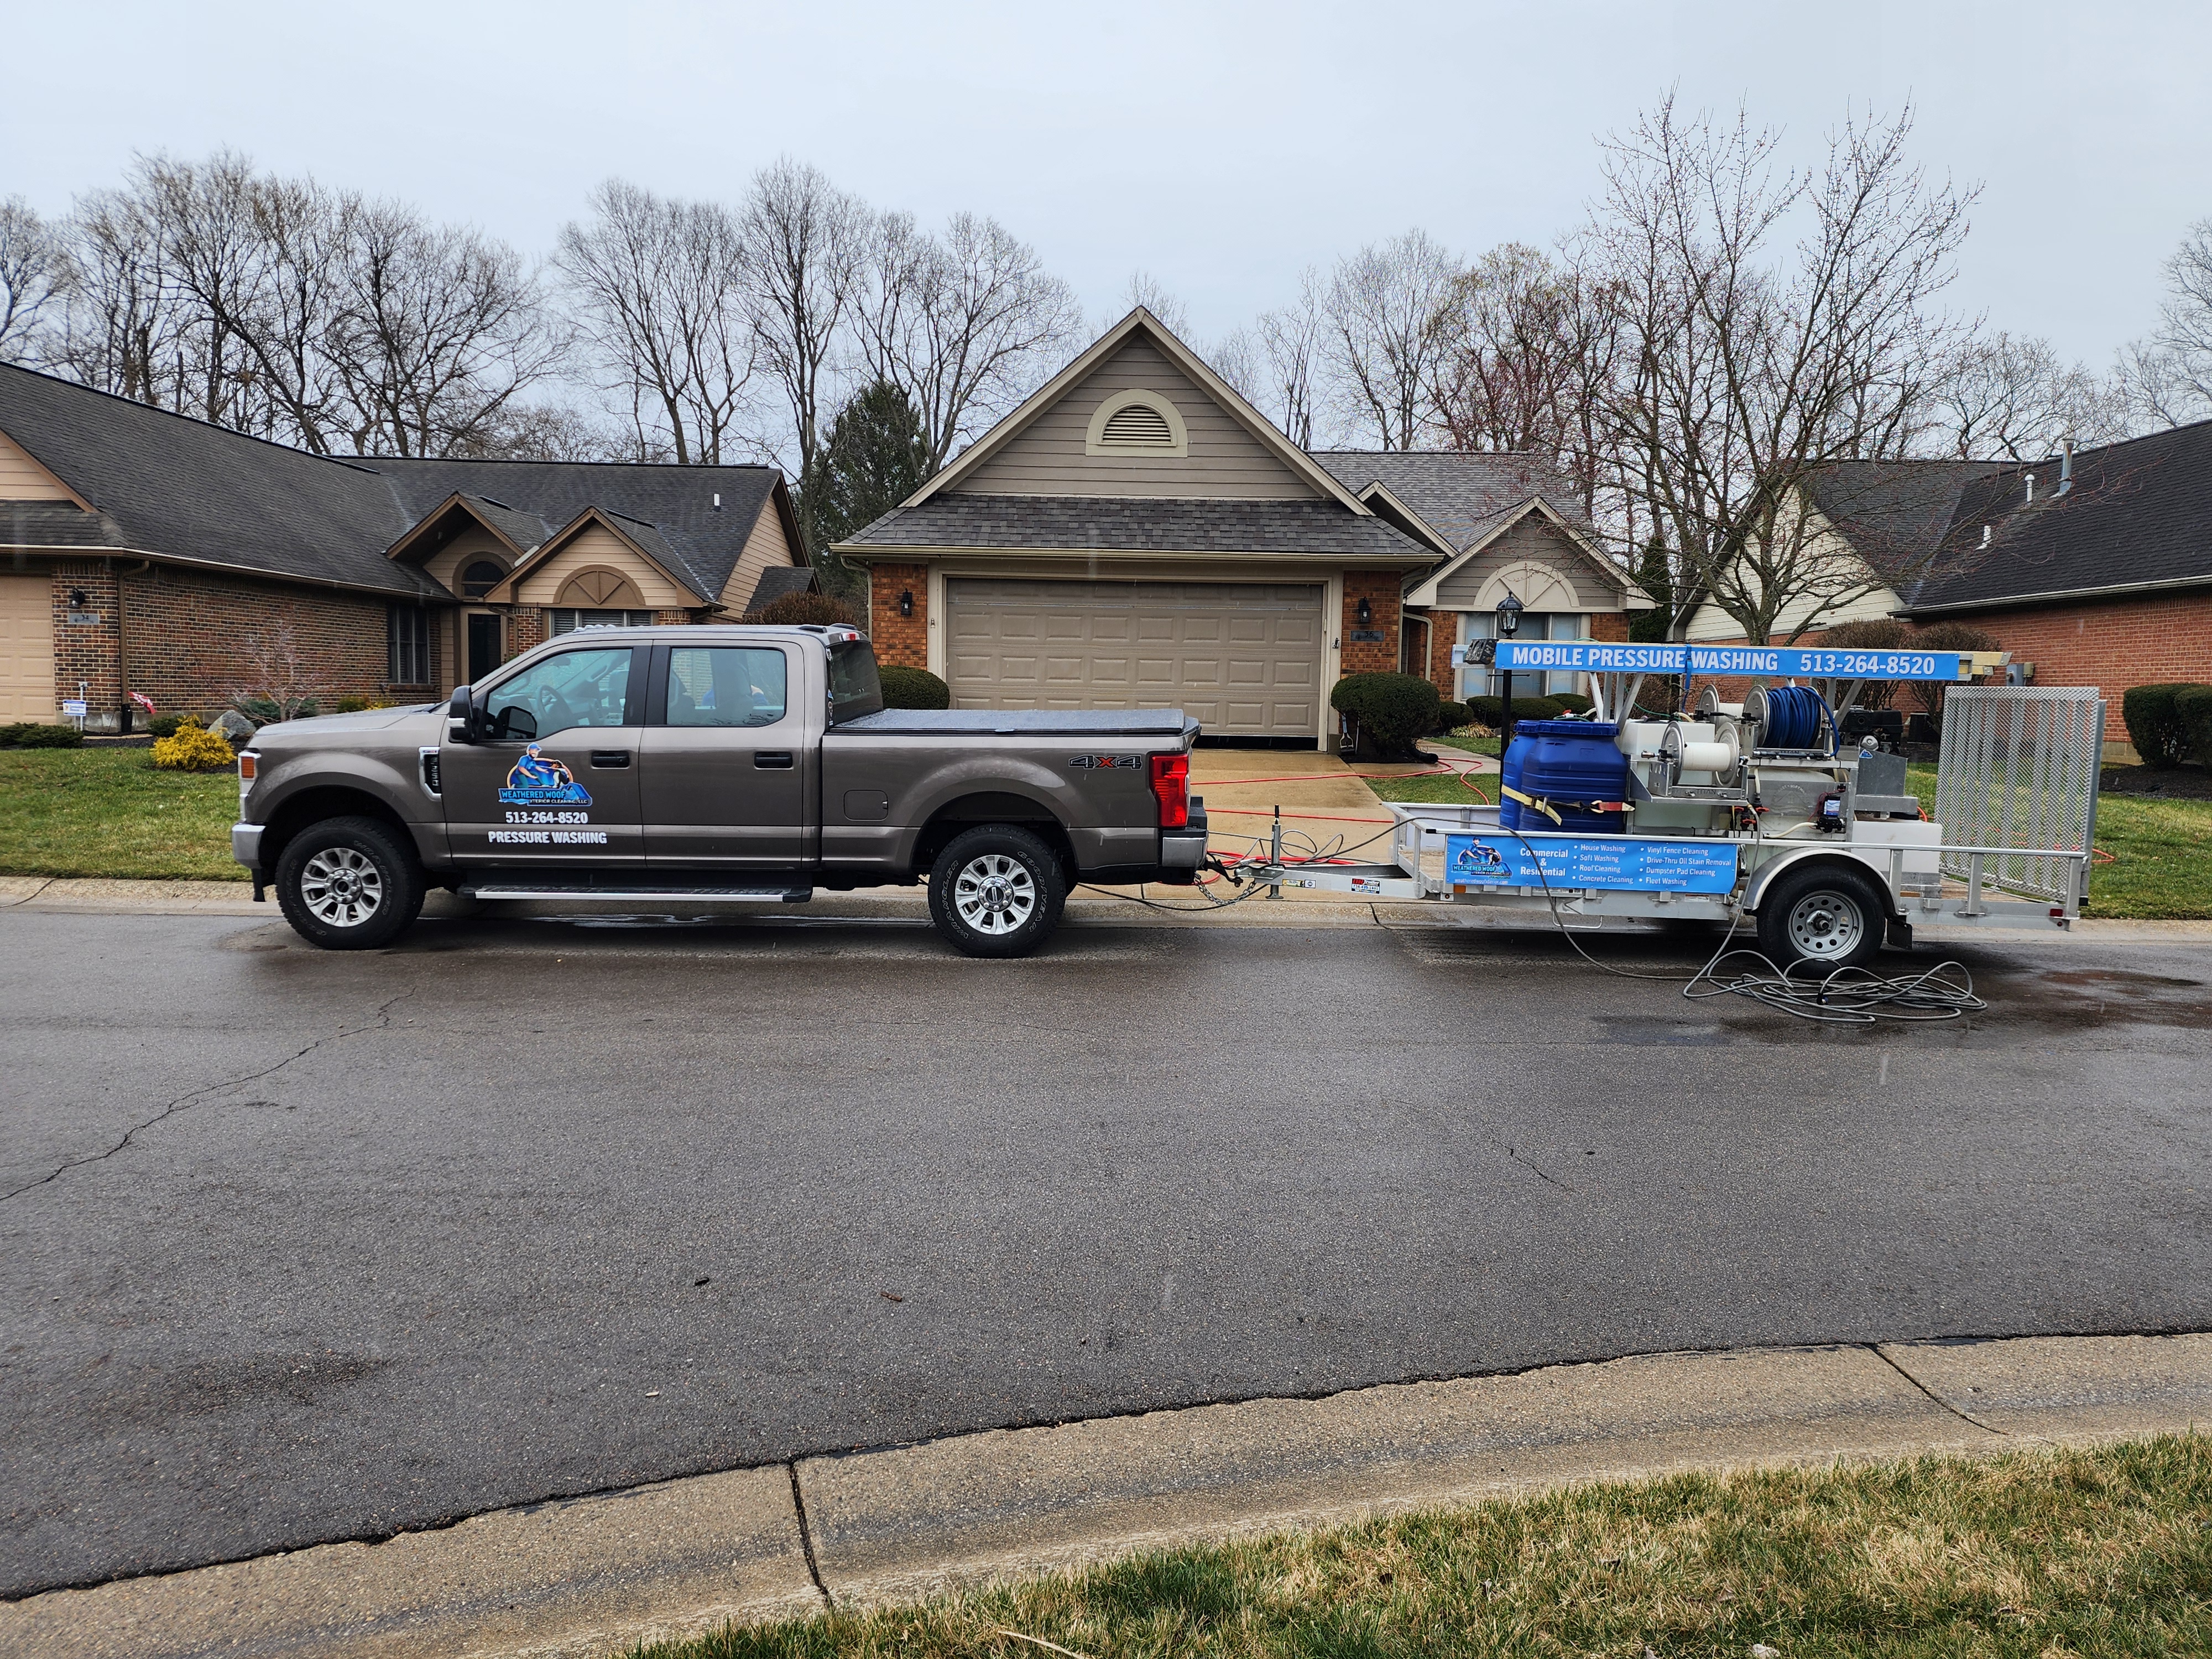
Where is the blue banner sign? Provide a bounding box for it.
[1444,832,1741,895]
[1490,640,1962,682]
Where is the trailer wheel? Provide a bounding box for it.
[1755,862,1888,973]
[927,825,1065,958]
[274,816,426,950]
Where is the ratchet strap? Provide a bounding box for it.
[1503,786,1633,824]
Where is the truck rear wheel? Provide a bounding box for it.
[1755,862,1888,973]
[274,816,426,951]
[928,825,1066,958]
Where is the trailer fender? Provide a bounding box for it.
[1742,847,1905,918]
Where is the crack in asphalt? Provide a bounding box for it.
[1,989,415,1205]
[1868,1343,2014,1438]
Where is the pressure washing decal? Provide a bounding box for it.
[1490,641,1964,681]
[498,746,592,807]
[1447,833,1739,895]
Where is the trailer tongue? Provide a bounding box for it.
[1235,644,2105,986]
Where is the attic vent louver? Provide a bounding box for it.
[1099,400,1176,448]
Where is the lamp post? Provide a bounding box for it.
[1494,591,1524,749]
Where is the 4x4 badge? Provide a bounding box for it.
[499,745,593,806]
[1068,754,1141,770]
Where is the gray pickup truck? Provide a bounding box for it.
[232,624,1206,957]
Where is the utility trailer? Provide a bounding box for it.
[1251,645,2106,971]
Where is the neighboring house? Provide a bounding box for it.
[1311,451,1652,701]
[1683,418,2212,722]
[0,363,804,729]
[834,308,1648,745]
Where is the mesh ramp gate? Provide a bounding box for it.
[1934,686,2106,906]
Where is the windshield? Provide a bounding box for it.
[827,640,885,723]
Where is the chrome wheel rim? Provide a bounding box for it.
[952,853,1036,936]
[1786,888,1864,959]
[300,846,384,927]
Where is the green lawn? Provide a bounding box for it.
[0,747,246,881]
[639,1436,2212,1659]
[1368,738,2212,921]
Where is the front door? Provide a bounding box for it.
[441,643,645,867]
[466,613,501,686]
[640,641,809,869]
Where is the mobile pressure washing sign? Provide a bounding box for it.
[1490,641,1964,682]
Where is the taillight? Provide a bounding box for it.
[1150,752,1189,829]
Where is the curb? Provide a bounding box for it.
[7,1331,2206,1658]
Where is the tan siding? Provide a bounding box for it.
[510,526,689,607]
[422,533,515,600]
[1434,518,1610,609]
[716,495,801,610]
[957,339,1319,500]
[0,426,78,503]
[1682,498,1898,641]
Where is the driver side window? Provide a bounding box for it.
[485,648,635,741]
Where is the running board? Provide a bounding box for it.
[461,885,813,904]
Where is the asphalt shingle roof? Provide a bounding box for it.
[1308,451,1597,550]
[844,495,1431,560]
[0,364,787,602]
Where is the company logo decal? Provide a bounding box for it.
[1449,839,1508,881]
[498,745,593,806]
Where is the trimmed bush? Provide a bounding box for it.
[2123,683,2195,769]
[2169,686,2212,770]
[1434,700,1472,733]
[878,665,950,709]
[740,590,860,627]
[1552,691,1594,714]
[144,713,187,738]
[4,722,84,748]
[151,717,235,772]
[1331,672,1441,760]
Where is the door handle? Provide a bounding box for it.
[755,752,795,770]
[589,750,631,768]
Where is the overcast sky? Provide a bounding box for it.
[7,0,2208,372]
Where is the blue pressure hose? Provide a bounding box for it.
[1761,685,1831,752]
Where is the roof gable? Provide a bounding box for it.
[487,505,714,605]
[905,309,1373,514]
[1405,497,1642,609]
[385,492,546,566]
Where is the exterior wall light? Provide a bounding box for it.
[898,589,914,618]
[1495,589,1525,746]
[1356,596,1373,627]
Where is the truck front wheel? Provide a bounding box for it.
[927,825,1066,958]
[1754,862,1888,973]
[274,816,427,951]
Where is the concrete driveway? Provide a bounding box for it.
[3,898,2208,1599]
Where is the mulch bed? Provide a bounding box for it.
[2099,764,2212,799]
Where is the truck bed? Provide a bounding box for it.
[836,709,1198,738]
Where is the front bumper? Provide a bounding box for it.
[231,822,264,869]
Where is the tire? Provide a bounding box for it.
[274,816,426,951]
[1755,861,1889,973]
[927,825,1066,958]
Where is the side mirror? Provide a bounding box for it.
[447,685,474,744]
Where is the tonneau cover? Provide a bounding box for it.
[838,708,1195,736]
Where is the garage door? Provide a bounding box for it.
[0,576,55,723]
[945,578,1324,739]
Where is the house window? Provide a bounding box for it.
[388,605,431,685]
[548,608,656,635]
[460,559,505,599]
[1458,612,1588,699]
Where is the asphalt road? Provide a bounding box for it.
[3,904,2209,1598]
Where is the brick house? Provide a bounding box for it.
[1681,418,2212,749]
[0,363,804,731]
[833,308,1647,747]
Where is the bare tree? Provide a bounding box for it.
[53,185,185,408]
[855,211,1082,471]
[1323,229,1460,450]
[0,197,67,363]
[1114,271,1189,336]
[2119,217,2212,427]
[1253,269,1326,447]
[556,179,756,465]
[1580,96,1976,643]
[1931,330,2126,458]
[330,199,567,457]
[742,158,868,493]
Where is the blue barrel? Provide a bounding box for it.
[1499,720,1627,834]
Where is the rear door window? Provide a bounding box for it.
[665,647,790,727]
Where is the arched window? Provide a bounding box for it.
[460,559,505,599]
[1086,389,1188,457]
